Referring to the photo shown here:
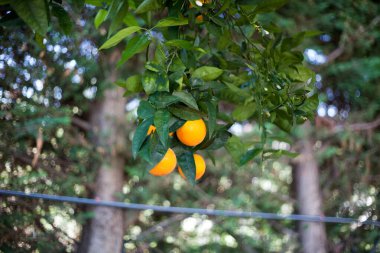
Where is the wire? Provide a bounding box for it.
[1,189,379,227]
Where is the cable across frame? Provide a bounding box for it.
[1,189,379,227]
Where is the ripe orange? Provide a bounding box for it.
[147,125,174,136]
[149,148,177,176]
[178,154,206,180]
[147,125,156,135]
[176,119,206,146]
[195,15,203,23]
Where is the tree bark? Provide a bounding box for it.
[294,123,327,253]
[78,49,127,253]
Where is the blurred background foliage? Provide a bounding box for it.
[0,0,379,252]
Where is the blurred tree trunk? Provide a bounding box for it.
[78,50,127,253]
[294,123,327,253]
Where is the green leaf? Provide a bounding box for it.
[108,0,129,36]
[201,129,231,151]
[169,106,205,120]
[118,34,150,66]
[11,0,48,35]
[223,82,251,99]
[205,101,217,137]
[192,66,223,81]
[173,91,199,110]
[169,119,186,132]
[263,149,298,159]
[169,71,184,86]
[177,150,196,184]
[132,117,153,158]
[240,148,262,165]
[126,74,143,92]
[155,17,188,28]
[135,0,161,14]
[138,136,153,163]
[94,9,107,29]
[244,0,288,14]
[51,3,73,35]
[149,93,180,108]
[156,72,170,92]
[137,100,155,119]
[225,136,246,164]
[142,70,157,95]
[99,26,142,50]
[154,110,170,147]
[165,39,193,50]
[116,74,143,94]
[274,109,292,132]
[232,102,255,121]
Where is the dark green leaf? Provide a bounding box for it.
[154,110,170,147]
[274,109,292,132]
[240,148,262,165]
[118,34,150,66]
[11,0,48,35]
[149,93,180,108]
[177,150,196,184]
[132,118,153,158]
[156,72,170,92]
[137,100,156,119]
[165,39,193,50]
[200,101,217,137]
[169,119,186,132]
[51,3,73,35]
[99,26,142,50]
[108,0,129,36]
[173,91,199,110]
[169,105,205,120]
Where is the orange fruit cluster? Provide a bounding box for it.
[147,119,208,180]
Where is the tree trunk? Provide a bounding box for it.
[78,49,127,253]
[294,123,327,253]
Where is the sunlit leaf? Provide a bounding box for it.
[192,66,223,81]
[155,17,188,28]
[99,26,142,50]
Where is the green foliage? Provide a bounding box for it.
[89,0,318,171]
[10,0,48,35]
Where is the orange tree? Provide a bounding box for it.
[4,0,318,184]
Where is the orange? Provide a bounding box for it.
[149,148,177,176]
[147,125,156,135]
[195,15,203,23]
[178,154,206,180]
[147,125,174,136]
[176,119,206,146]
